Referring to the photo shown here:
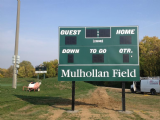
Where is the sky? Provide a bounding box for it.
[0,0,160,69]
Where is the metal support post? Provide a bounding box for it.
[122,82,125,111]
[72,81,75,111]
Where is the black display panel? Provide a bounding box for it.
[92,54,104,63]
[120,36,132,44]
[86,29,97,37]
[123,54,129,63]
[65,36,77,45]
[68,54,74,63]
[35,66,46,71]
[99,29,110,37]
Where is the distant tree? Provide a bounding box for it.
[0,68,7,77]
[18,61,35,78]
[50,59,58,76]
[0,73,3,78]
[42,59,58,78]
[5,65,14,78]
[18,66,26,78]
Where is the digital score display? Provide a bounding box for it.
[86,28,110,38]
[58,26,139,81]
[65,36,77,45]
[120,36,132,44]
[92,54,104,63]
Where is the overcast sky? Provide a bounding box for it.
[0,0,160,69]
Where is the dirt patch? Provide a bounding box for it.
[76,87,121,110]
[48,110,64,120]
[78,108,92,120]
[35,87,160,120]
[17,104,33,111]
[0,104,9,109]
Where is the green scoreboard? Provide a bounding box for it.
[58,26,140,81]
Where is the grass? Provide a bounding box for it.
[0,77,95,120]
[106,88,160,111]
[106,88,160,120]
[1,78,160,120]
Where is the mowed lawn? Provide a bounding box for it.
[1,78,160,120]
[0,77,95,120]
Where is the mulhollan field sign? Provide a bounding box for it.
[58,26,140,81]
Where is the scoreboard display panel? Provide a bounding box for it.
[58,26,140,81]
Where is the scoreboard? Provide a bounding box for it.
[58,26,140,81]
[35,65,47,73]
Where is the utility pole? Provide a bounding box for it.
[12,0,20,89]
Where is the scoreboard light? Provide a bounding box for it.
[58,26,140,81]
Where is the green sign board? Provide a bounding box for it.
[58,26,140,81]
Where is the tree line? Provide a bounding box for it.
[0,59,58,78]
[0,36,160,79]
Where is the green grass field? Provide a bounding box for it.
[1,78,160,120]
[0,77,95,120]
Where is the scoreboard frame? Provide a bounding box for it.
[58,26,139,81]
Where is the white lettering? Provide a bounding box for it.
[112,69,118,77]
[113,69,136,77]
[124,30,130,34]
[60,30,65,35]
[121,30,125,34]
[116,30,121,34]
[69,30,73,35]
[124,48,127,53]
[90,49,97,53]
[131,29,135,34]
[78,30,81,35]
[103,71,109,77]
[99,49,107,53]
[119,48,132,53]
[93,39,103,43]
[127,48,131,53]
[119,49,123,53]
[71,71,76,77]
[116,29,135,34]
[60,69,136,78]
[98,71,103,77]
[86,71,92,77]
[60,30,81,35]
[73,30,77,35]
[121,71,127,77]
[130,69,136,77]
[62,49,80,53]
[80,69,85,77]
[64,30,70,35]
[61,69,70,77]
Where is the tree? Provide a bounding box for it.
[50,59,58,76]
[42,59,58,78]
[0,68,7,77]
[18,61,35,78]
[5,65,14,78]
[139,36,160,76]
[0,73,3,78]
[18,66,26,78]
